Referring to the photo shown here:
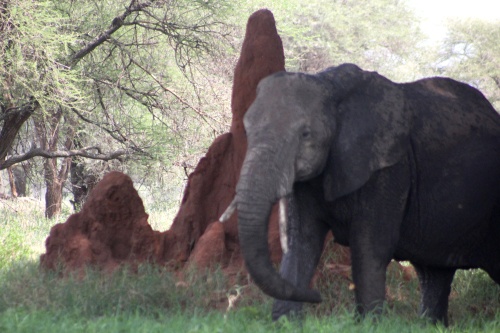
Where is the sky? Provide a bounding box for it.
[406,0,500,43]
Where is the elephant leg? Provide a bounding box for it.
[349,236,391,316]
[412,263,455,326]
[349,161,410,316]
[272,190,329,320]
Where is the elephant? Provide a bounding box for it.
[220,63,500,325]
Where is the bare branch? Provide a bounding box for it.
[1,147,129,170]
[491,76,500,90]
[0,99,39,161]
[128,58,221,130]
[68,107,150,157]
[0,103,34,122]
[69,0,155,67]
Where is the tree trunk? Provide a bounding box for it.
[70,157,96,211]
[70,158,85,211]
[68,134,97,211]
[7,166,17,198]
[43,157,71,218]
[13,165,26,197]
[34,108,77,218]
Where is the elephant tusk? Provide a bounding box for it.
[219,198,237,223]
[279,197,288,254]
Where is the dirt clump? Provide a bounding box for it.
[41,171,163,274]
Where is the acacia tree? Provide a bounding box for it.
[439,19,500,110]
[243,0,430,81]
[0,0,78,165]
[1,0,231,217]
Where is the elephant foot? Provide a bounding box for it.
[271,299,304,321]
[412,263,456,327]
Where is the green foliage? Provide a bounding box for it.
[440,19,500,110]
[237,0,431,82]
[0,0,86,112]
[1,0,236,217]
[57,0,234,179]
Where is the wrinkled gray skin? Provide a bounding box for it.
[233,64,500,326]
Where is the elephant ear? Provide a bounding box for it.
[318,64,410,201]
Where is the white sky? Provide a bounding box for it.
[406,0,500,43]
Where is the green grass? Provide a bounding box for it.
[1,199,500,332]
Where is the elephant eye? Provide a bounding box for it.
[302,130,311,139]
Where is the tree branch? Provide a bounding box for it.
[0,147,129,170]
[127,58,221,130]
[68,106,150,157]
[491,76,500,90]
[0,99,39,161]
[68,0,154,67]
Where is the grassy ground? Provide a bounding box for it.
[1,199,500,332]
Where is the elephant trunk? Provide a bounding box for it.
[235,153,321,303]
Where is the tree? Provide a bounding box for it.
[439,19,500,110]
[242,0,430,82]
[1,0,231,217]
[0,0,80,164]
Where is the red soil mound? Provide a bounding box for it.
[40,171,162,274]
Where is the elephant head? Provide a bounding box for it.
[222,64,409,303]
